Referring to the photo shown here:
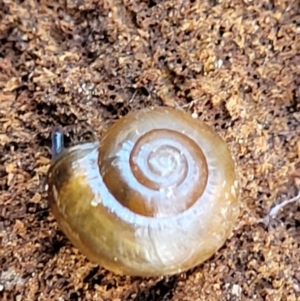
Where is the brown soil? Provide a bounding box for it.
[1,0,300,300]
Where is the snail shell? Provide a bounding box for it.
[47,106,240,277]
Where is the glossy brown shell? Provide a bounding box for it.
[46,107,240,277]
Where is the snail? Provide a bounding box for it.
[46,106,240,277]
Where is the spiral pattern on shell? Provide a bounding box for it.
[47,106,240,277]
[99,121,209,218]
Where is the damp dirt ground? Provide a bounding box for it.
[1,0,300,300]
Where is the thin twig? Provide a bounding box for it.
[268,191,300,218]
[257,191,300,227]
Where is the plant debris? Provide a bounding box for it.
[1,0,300,300]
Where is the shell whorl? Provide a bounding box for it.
[99,122,209,218]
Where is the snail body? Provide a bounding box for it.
[47,106,240,277]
